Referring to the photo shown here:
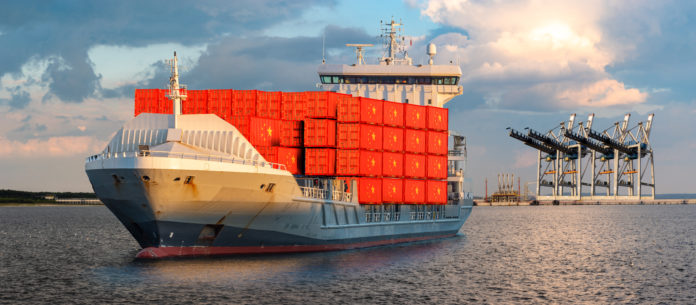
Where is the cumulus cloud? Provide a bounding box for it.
[0,136,105,158]
[421,0,648,111]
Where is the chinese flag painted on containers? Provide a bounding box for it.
[337,123,382,150]
[427,180,447,204]
[336,149,359,176]
[404,129,427,154]
[404,179,425,204]
[426,106,448,131]
[337,95,360,122]
[404,104,426,129]
[382,178,403,203]
[359,97,383,125]
[248,117,279,146]
[305,148,335,175]
[358,178,382,204]
[426,155,448,179]
[304,119,336,147]
[382,151,403,178]
[276,147,303,174]
[404,153,426,178]
[359,150,382,177]
[383,101,404,127]
[382,126,404,152]
[427,131,448,155]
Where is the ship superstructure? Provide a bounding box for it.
[85,20,472,258]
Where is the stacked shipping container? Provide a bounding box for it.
[133,89,448,204]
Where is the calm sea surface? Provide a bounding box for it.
[1,205,695,304]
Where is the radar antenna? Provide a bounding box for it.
[345,44,373,65]
[379,18,411,66]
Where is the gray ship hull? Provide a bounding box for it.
[86,163,472,258]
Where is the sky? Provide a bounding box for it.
[0,0,694,195]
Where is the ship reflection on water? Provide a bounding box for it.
[129,236,466,283]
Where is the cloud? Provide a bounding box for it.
[0,86,31,109]
[421,0,648,111]
[0,136,105,158]
[0,0,332,103]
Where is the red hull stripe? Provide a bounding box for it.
[136,233,456,259]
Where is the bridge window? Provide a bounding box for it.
[319,75,460,85]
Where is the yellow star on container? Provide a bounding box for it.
[415,187,419,195]
[392,160,397,167]
[438,139,441,146]
[393,110,397,117]
[372,106,376,114]
[371,133,376,141]
[371,186,375,193]
[371,159,375,166]
[393,135,397,142]
[267,127,273,137]
[416,138,420,144]
[291,156,296,163]
[437,188,441,195]
[416,113,420,119]
[415,161,419,168]
[438,114,442,122]
[392,186,396,193]
[437,163,441,169]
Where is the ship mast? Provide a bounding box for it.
[380,19,411,66]
[166,52,187,128]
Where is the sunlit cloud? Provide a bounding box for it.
[0,136,105,158]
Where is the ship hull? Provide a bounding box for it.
[86,156,472,258]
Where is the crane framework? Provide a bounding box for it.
[508,113,655,202]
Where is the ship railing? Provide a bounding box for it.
[448,150,463,156]
[298,186,352,202]
[85,150,287,171]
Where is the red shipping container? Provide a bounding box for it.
[207,89,232,120]
[427,131,448,155]
[426,155,448,179]
[382,126,404,152]
[426,106,448,131]
[404,129,427,154]
[357,177,382,204]
[227,116,250,138]
[280,120,303,147]
[336,123,382,150]
[336,149,359,176]
[383,101,404,127]
[275,147,303,174]
[232,90,256,116]
[281,92,306,120]
[337,95,360,122]
[404,153,426,178]
[359,150,382,177]
[256,91,281,119]
[247,117,280,146]
[359,97,383,125]
[305,148,335,175]
[135,89,166,115]
[427,180,447,204]
[304,119,336,147]
[306,91,338,119]
[382,178,403,203]
[382,151,403,178]
[404,179,426,204]
[257,146,276,163]
[182,90,208,114]
[404,104,426,129]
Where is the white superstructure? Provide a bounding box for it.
[318,19,463,107]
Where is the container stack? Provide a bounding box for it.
[133,89,448,204]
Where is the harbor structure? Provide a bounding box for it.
[508,113,655,203]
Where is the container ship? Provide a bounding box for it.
[85,20,473,258]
